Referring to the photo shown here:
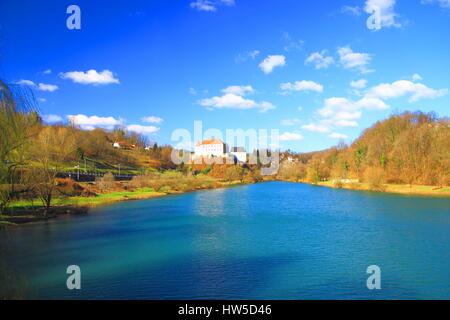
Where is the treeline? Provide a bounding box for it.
[279,111,450,188]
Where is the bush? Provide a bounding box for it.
[333,180,343,189]
[364,167,386,191]
[306,167,319,184]
[130,175,151,189]
[225,166,245,182]
[96,172,115,191]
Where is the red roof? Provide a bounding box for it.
[196,139,224,146]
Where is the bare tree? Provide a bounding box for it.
[32,126,77,215]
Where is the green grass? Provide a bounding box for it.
[10,188,166,209]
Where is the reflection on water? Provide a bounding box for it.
[194,188,228,217]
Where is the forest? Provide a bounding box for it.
[278,111,450,189]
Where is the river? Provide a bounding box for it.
[1,182,449,299]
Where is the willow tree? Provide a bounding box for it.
[0,80,38,214]
[31,126,77,215]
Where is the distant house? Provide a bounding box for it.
[194,139,228,158]
[230,147,247,163]
[113,141,136,150]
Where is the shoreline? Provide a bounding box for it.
[287,179,450,198]
[2,179,448,228]
[0,180,252,227]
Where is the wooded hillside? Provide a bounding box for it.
[279,112,450,187]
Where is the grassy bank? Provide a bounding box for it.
[1,178,253,227]
[310,180,450,197]
[10,187,167,209]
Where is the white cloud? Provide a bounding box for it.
[341,5,362,15]
[318,97,362,126]
[189,87,197,95]
[279,132,304,142]
[200,93,256,109]
[190,0,235,12]
[142,116,163,124]
[364,0,401,31]
[366,80,448,102]
[338,46,373,73]
[356,96,390,110]
[235,50,260,63]
[301,78,447,137]
[222,85,254,96]
[60,69,120,85]
[329,133,349,139]
[67,114,123,130]
[221,0,236,6]
[16,79,58,92]
[199,89,275,113]
[42,69,52,75]
[281,32,304,52]
[199,85,273,112]
[305,50,335,69]
[302,123,331,133]
[334,120,359,127]
[38,98,47,103]
[325,95,388,114]
[421,0,450,8]
[350,79,368,89]
[42,114,62,123]
[16,79,36,86]
[315,96,388,130]
[258,101,276,113]
[127,124,160,135]
[190,0,217,11]
[38,83,58,92]
[280,80,324,93]
[412,73,423,82]
[259,55,286,74]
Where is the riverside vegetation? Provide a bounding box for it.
[277,111,450,196]
[1,80,449,227]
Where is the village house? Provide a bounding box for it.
[194,139,229,158]
[193,139,248,164]
[113,141,136,150]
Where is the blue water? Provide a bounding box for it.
[1,182,449,299]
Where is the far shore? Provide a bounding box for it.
[1,178,449,228]
[290,179,450,197]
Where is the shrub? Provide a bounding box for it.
[96,172,115,191]
[363,167,386,191]
[130,175,151,189]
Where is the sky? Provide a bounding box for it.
[0,0,449,152]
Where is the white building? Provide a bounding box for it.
[230,147,247,163]
[194,139,228,158]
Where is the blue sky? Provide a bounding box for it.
[1,0,449,152]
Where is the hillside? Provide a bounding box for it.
[279,111,450,188]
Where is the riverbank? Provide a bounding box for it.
[300,180,450,197]
[0,180,250,227]
[2,178,448,228]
